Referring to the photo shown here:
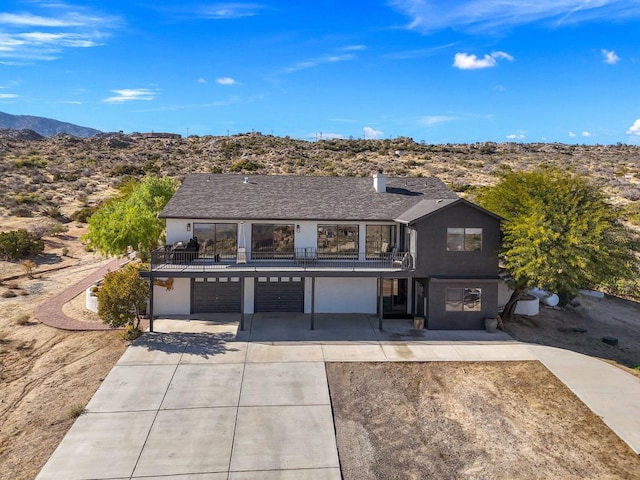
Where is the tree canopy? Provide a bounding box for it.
[476,168,637,316]
[97,263,148,330]
[85,176,177,259]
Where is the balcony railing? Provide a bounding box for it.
[151,246,413,272]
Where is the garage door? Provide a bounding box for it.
[192,277,241,313]
[255,276,304,312]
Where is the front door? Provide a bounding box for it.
[383,278,408,318]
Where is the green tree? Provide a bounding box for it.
[476,168,637,319]
[97,263,148,330]
[85,176,177,260]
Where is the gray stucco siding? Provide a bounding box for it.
[411,202,501,278]
[427,279,499,330]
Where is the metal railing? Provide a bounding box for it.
[151,246,413,271]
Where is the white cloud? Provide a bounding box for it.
[216,77,236,85]
[341,45,367,51]
[0,93,18,98]
[626,119,640,136]
[421,115,458,126]
[453,51,513,70]
[279,53,355,75]
[506,133,525,140]
[569,131,577,137]
[390,0,640,34]
[201,3,264,19]
[363,126,383,139]
[601,49,620,64]
[582,131,592,137]
[197,78,207,84]
[102,88,156,103]
[0,5,119,62]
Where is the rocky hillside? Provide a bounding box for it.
[0,112,100,138]
[0,131,638,226]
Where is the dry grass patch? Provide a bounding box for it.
[327,362,640,480]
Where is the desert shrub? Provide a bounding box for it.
[62,247,70,257]
[68,405,86,418]
[15,193,41,205]
[41,205,63,220]
[10,206,33,217]
[1,290,17,298]
[20,260,37,278]
[109,164,145,177]
[71,206,98,223]
[14,157,47,169]
[0,229,45,260]
[14,314,30,325]
[230,160,263,172]
[49,223,69,236]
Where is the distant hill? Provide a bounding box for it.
[0,111,100,138]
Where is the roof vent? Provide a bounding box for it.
[373,171,386,193]
[243,176,249,184]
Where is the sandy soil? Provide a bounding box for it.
[327,362,640,480]
[505,294,640,374]
[0,222,127,480]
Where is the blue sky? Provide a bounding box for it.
[1,1,640,144]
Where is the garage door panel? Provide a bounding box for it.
[255,277,303,312]
[192,279,241,313]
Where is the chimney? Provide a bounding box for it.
[373,171,386,193]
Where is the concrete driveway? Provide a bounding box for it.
[36,315,640,479]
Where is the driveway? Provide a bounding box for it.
[36,315,640,479]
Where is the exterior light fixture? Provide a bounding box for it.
[296,225,300,233]
[187,223,191,232]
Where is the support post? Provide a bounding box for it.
[240,277,245,331]
[310,276,315,330]
[378,275,384,331]
[149,275,154,333]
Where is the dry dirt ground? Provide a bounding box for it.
[506,294,640,376]
[0,220,127,480]
[327,362,640,480]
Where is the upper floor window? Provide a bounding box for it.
[447,228,482,251]
[445,288,482,312]
[252,224,294,258]
[193,223,237,259]
[317,224,359,257]
[366,224,397,257]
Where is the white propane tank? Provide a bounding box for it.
[528,288,560,307]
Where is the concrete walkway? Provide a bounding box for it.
[36,316,640,480]
[34,257,128,331]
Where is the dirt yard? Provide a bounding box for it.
[505,294,640,376]
[0,220,127,480]
[327,362,640,480]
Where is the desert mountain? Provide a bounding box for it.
[0,111,100,138]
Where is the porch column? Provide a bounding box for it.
[310,276,315,330]
[148,275,154,333]
[378,275,384,331]
[240,277,245,331]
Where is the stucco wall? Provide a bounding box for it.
[427,279,499,330]
[412,202,500,277]
[313,277,377,314]
[153,277,190,315]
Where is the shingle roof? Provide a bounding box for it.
[159,174,459,221]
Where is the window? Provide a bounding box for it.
[366,225,397,258]
[446,288,482,312]
[447,228,482,251]
[193,223,237,259]
[317,224,359,257]
[251,224,294,258]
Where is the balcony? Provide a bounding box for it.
[150,247,413,273]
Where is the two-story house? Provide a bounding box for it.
[144,173,502,331]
